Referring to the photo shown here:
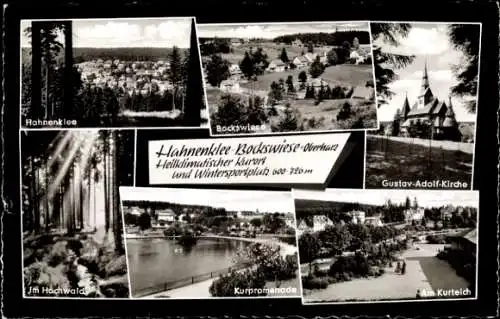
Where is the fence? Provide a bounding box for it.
[366,135,474,184]
[132,262,254,298]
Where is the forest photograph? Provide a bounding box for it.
[21,129,134,298]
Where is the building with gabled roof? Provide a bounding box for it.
[398,61,462,141]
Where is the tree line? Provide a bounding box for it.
[72,47,189,63]
[273,31,370,46]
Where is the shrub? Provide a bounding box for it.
[336,102,352,121]
[302,276,329,289]
[209,270,267,297]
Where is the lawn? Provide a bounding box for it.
[238,64,373,93]
[321,64,374,87]
[365,135,473,188]
[283,98,377,131]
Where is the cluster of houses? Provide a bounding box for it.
[76,58,175,97]
[297,211,385,236]
[125,206,295,236]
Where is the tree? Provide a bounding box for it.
[298,71,308,89]
[392,108,401,136]
[272,103,298,132]
[307,42,314,53]
[286,75,295,93]
[138,212,152,231]
[412,197,419,209]
[352,37,360,50]
[298,233,322,275]
[309,56,325,78]
[447,24,480,113]
[250,218,262,228]
[280,47,289,63]
[239,51,254,80]
[268,81,283,105]
[241,244,297,287]
[404,196,411,209]
[206,54,230,87]
[370,23,415,106]
[251,47,269,75]
[327,49,340,65]
[167,46,183,87]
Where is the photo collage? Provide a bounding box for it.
[19,18,481,304]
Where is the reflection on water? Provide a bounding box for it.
[127,238,251,293]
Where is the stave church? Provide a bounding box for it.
[398,61,462,141]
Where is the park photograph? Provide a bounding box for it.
[21,129,135,299]
[20,17,207,128]
[366,22,480,189]
[294,188,478,304]
[120,187,301,299]
[197,21,378,135]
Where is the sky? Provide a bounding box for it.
[375,22,480,122]
[293,189,479,209]
[20,18,193,48]
[197,21,369,39]
[120,187,294,213]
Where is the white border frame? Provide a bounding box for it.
[291,188,479,306]
[19,16,208,131]
[197,20,380,137]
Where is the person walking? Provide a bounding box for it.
[395,261,401,273]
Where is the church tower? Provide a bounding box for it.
[417,59,434,108]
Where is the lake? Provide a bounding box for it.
[126,238,251,295]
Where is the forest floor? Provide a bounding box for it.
[23,228,129,298]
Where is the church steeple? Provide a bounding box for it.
[417,58,434,107]
[421,58,430,94]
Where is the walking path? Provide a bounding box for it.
[370,135,474,154]
[304,243,469,303]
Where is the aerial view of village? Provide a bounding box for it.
[366,22,480,188]
[198,21,378,135]
[120,187,300,299]
[21,18,208,128]
[295,189,478,304]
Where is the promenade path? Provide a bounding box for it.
[303,243,469,303]
[370,135,474,154]
[146,269,301,299]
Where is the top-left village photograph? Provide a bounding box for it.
[20,17,208,129]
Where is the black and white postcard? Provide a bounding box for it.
[294,189,478,304]
[120,187,300,299]
[20,18,207,129]
[198,21,378,135]
[365,22,480,189]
